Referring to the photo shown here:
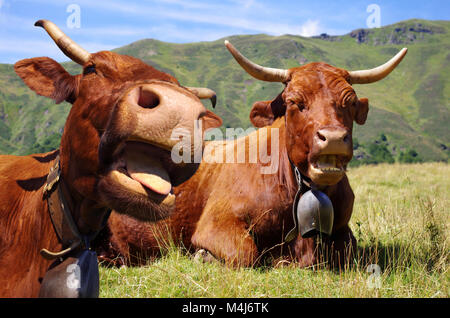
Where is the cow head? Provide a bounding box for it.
[14,20,222,226]
[225,41,406,186]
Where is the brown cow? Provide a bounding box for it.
[98,41,407,268]
[0,20,221,298]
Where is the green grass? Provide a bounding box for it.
[98,163,449,298]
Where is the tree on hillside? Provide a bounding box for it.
[398,149,422,163]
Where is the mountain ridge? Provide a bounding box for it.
[0,19,448,164]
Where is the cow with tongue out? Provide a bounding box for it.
[95,77,219,221]
[0,20,221,297]
[126,145,172,196]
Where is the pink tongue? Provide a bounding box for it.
[126,152,172,196]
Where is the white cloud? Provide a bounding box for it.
[0,38,67,63]
[299,19,320,37]
[0,0,328,62]
[146,24,232,42]
[0,12,36,30]
[71,26,147,37]
[0,37,113,63]
[16,0,320,38]
[231,0,255,9]
[53,0,304,36]
[76,41,115,53]
[69,0,319,41]
[159,10,317,37]
[154,0,223,10]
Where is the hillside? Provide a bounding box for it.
[0,19,448,164]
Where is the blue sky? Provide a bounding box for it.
[0,0,448,63]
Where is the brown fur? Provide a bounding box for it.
[99,62,373,268]
[0,152,59,297]
[1,49,220,297]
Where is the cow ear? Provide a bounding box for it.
[354,97,369,125]
[201,110,223,131]
[14,57,80,104]
[250,93,286,128]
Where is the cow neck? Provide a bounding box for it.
[40,154,110,260]
[279,117,334,243]
[278,116,328,194]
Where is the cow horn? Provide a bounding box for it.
[186,87,217,108]
[348,48,408,84]
[35,19,91,65]
[224,40,290,83]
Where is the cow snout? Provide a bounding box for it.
[97,81,208,217]
[314,127,351,156]
[126,83,205,117]
[99,81,207,167]
[119,82,207,149]
[307,126,352,185]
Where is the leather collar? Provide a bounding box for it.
[40,155,110,260]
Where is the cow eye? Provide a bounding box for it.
[343,94,356,108]
[83,65,97,75]
[297,103,306,112]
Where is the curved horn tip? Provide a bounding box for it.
[34,20,46,27]
[389,47,409,66]
[33,19,91,65]
[224,40,289,83]
[224,40,235,51]
[395,47,408,59]
[348,47,409,84]
[185,86,217,108]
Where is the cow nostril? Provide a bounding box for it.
[317,131,327,142]
[138,89,160,109]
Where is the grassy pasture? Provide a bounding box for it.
[99,163,449,298]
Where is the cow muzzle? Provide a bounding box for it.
[98,81,206,213]
[308,127,352,185]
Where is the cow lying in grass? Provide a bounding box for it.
[97,40,407,268]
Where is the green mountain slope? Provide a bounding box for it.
[0,19,448,163]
